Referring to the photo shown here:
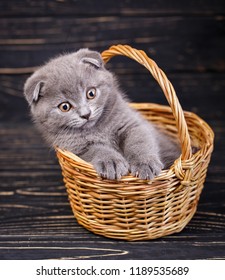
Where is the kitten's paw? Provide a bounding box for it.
[130,157,163,180]
[92,157,129,180]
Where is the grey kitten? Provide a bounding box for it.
[24,48,180,180]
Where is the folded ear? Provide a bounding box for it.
[77,49,104,69]
[24,75,45,106]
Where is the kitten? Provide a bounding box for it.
[24,48,180,180]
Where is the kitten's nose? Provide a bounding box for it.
[80,112,91,120]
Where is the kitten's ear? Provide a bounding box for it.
[78,49,104,69]
[24,76,45,106]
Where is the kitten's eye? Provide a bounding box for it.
[58,102,72,112]
[86,88,96,99]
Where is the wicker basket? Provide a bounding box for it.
[56,45,214,241]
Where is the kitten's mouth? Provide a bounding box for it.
[69,117,95,129]
[68,109,101,129]
[80,118,96,128]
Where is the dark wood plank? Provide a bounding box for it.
[0,233,225,260]
[0,0,224,17]
[0,16,224,72]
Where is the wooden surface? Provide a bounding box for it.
[0,0,225,260]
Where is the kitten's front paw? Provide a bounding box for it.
[92,156,129,180]
[130,157,163,180]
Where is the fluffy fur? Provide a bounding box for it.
[24,48,180,180]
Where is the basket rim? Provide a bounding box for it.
[56,102,214,189]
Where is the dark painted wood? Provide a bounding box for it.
[0,16,224,72]
[0,0,224,260]
[0,0,225,17]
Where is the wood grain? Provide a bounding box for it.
[0,0,224,16]
[0,16,224,72]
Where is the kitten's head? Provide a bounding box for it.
[24,49,117,138]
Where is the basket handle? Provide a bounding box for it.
[101,44,192,160]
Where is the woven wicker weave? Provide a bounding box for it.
[56,45,214,241]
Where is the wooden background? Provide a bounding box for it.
[0,0,225,259]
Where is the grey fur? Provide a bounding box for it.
[24,48,180,180]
